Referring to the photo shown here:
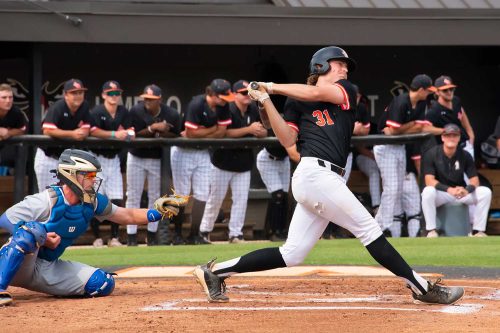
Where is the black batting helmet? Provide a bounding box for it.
[309,46,356,75]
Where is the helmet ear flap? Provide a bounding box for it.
[310,61,331,75]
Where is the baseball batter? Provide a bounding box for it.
[171,79,233,244]
[199,80,267,243]
[126,84,180,246]
[34,79,92,193]
[194,46,464,306]
[90,81,134,247]
[0,149,176,306]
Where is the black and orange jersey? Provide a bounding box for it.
[184,94,231,131]
[41,99,92,158]
[283,79,357,167]
[426,96,468,145]
[377,93,427,134]
[90,104,131,158]
[129,101,180,158]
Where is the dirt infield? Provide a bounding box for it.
[2,273,499,333]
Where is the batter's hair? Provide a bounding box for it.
[306,74,319,86]
[0,83,13,93]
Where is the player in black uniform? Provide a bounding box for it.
[171,79,233,245]
[125,84,180,246]
[34,79,92,193]
[193,46,464,305]
[426,75,475,158]
[199,80,267,243]
[0,83,27,170]
[90,81,134,247]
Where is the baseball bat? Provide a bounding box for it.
[249,81,260,90]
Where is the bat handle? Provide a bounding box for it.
[249,81,260,90]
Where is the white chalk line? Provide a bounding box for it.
[142,300,482,314]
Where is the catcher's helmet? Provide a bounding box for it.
[56,149,102,204]
[309,46,356,75]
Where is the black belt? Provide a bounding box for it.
[268,154,284,161]
[317,159,346,177]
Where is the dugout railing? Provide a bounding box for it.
[4,133,434,204]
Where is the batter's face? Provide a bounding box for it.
[0,90,14,112]
[64,90,85,110]
[436,87,455,102]
[329,60,349,80]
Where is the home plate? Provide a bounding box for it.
[115,266,440,278]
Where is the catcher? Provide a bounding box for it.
[0,149,188,306]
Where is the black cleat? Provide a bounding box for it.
[410,278,465,305]
[193,258,229,303]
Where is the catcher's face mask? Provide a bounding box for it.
[76,171,102,204]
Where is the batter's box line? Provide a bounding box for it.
[141,301,483,314]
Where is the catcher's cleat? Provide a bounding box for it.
[0,290,13,306]
[410,278,464,305]
[193,258,229,303]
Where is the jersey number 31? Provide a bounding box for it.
[312,110,334,127]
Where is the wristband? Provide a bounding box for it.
[266,82,274,94]
[148,126,153,133]
[465,184,476,193]
[435,183,450,192]
[147,209,162,222]
[111,130,115,138]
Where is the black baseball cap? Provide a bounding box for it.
[210,79,235,102]
[63,79,87,93]
[232,80,249,93]
[140,84,162,100]
[442,123,461,135]
[410,74,435,91]
[434,75,457,91]
[102,80,123,93]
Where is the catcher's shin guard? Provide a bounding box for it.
[0,222,47,290]
[84,269,115,297]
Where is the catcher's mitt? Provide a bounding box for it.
[153,191,190,219]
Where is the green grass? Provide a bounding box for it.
[61,237,500,268]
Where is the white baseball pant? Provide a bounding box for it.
[421,186,492,232]
[199,166,251,238]
[125,153,161,234]
[373,144,406,231]
[95,155,123,200]
[170,146,211,201]
[256,149,290,193]
[34,148,59,193]
[279,157,382,266]
[355,154,381,207]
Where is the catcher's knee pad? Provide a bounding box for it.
[84,269,115,297]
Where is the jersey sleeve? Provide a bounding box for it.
[356,102,371,128]
[42,101,62,130]
[79,102,92,130]
[421,148,436,177]
[5,191,51,226]
[184,98,202,130]
[463,151,478,179]
[129,105,147,132]
[385,97,405,128]
[334,80,357,111]
[89,106,103,131]
[12,108,27,131]
[94,193,116,221]
[166,106,181,136]
[215,104,232,126]
[283,98,299,133]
